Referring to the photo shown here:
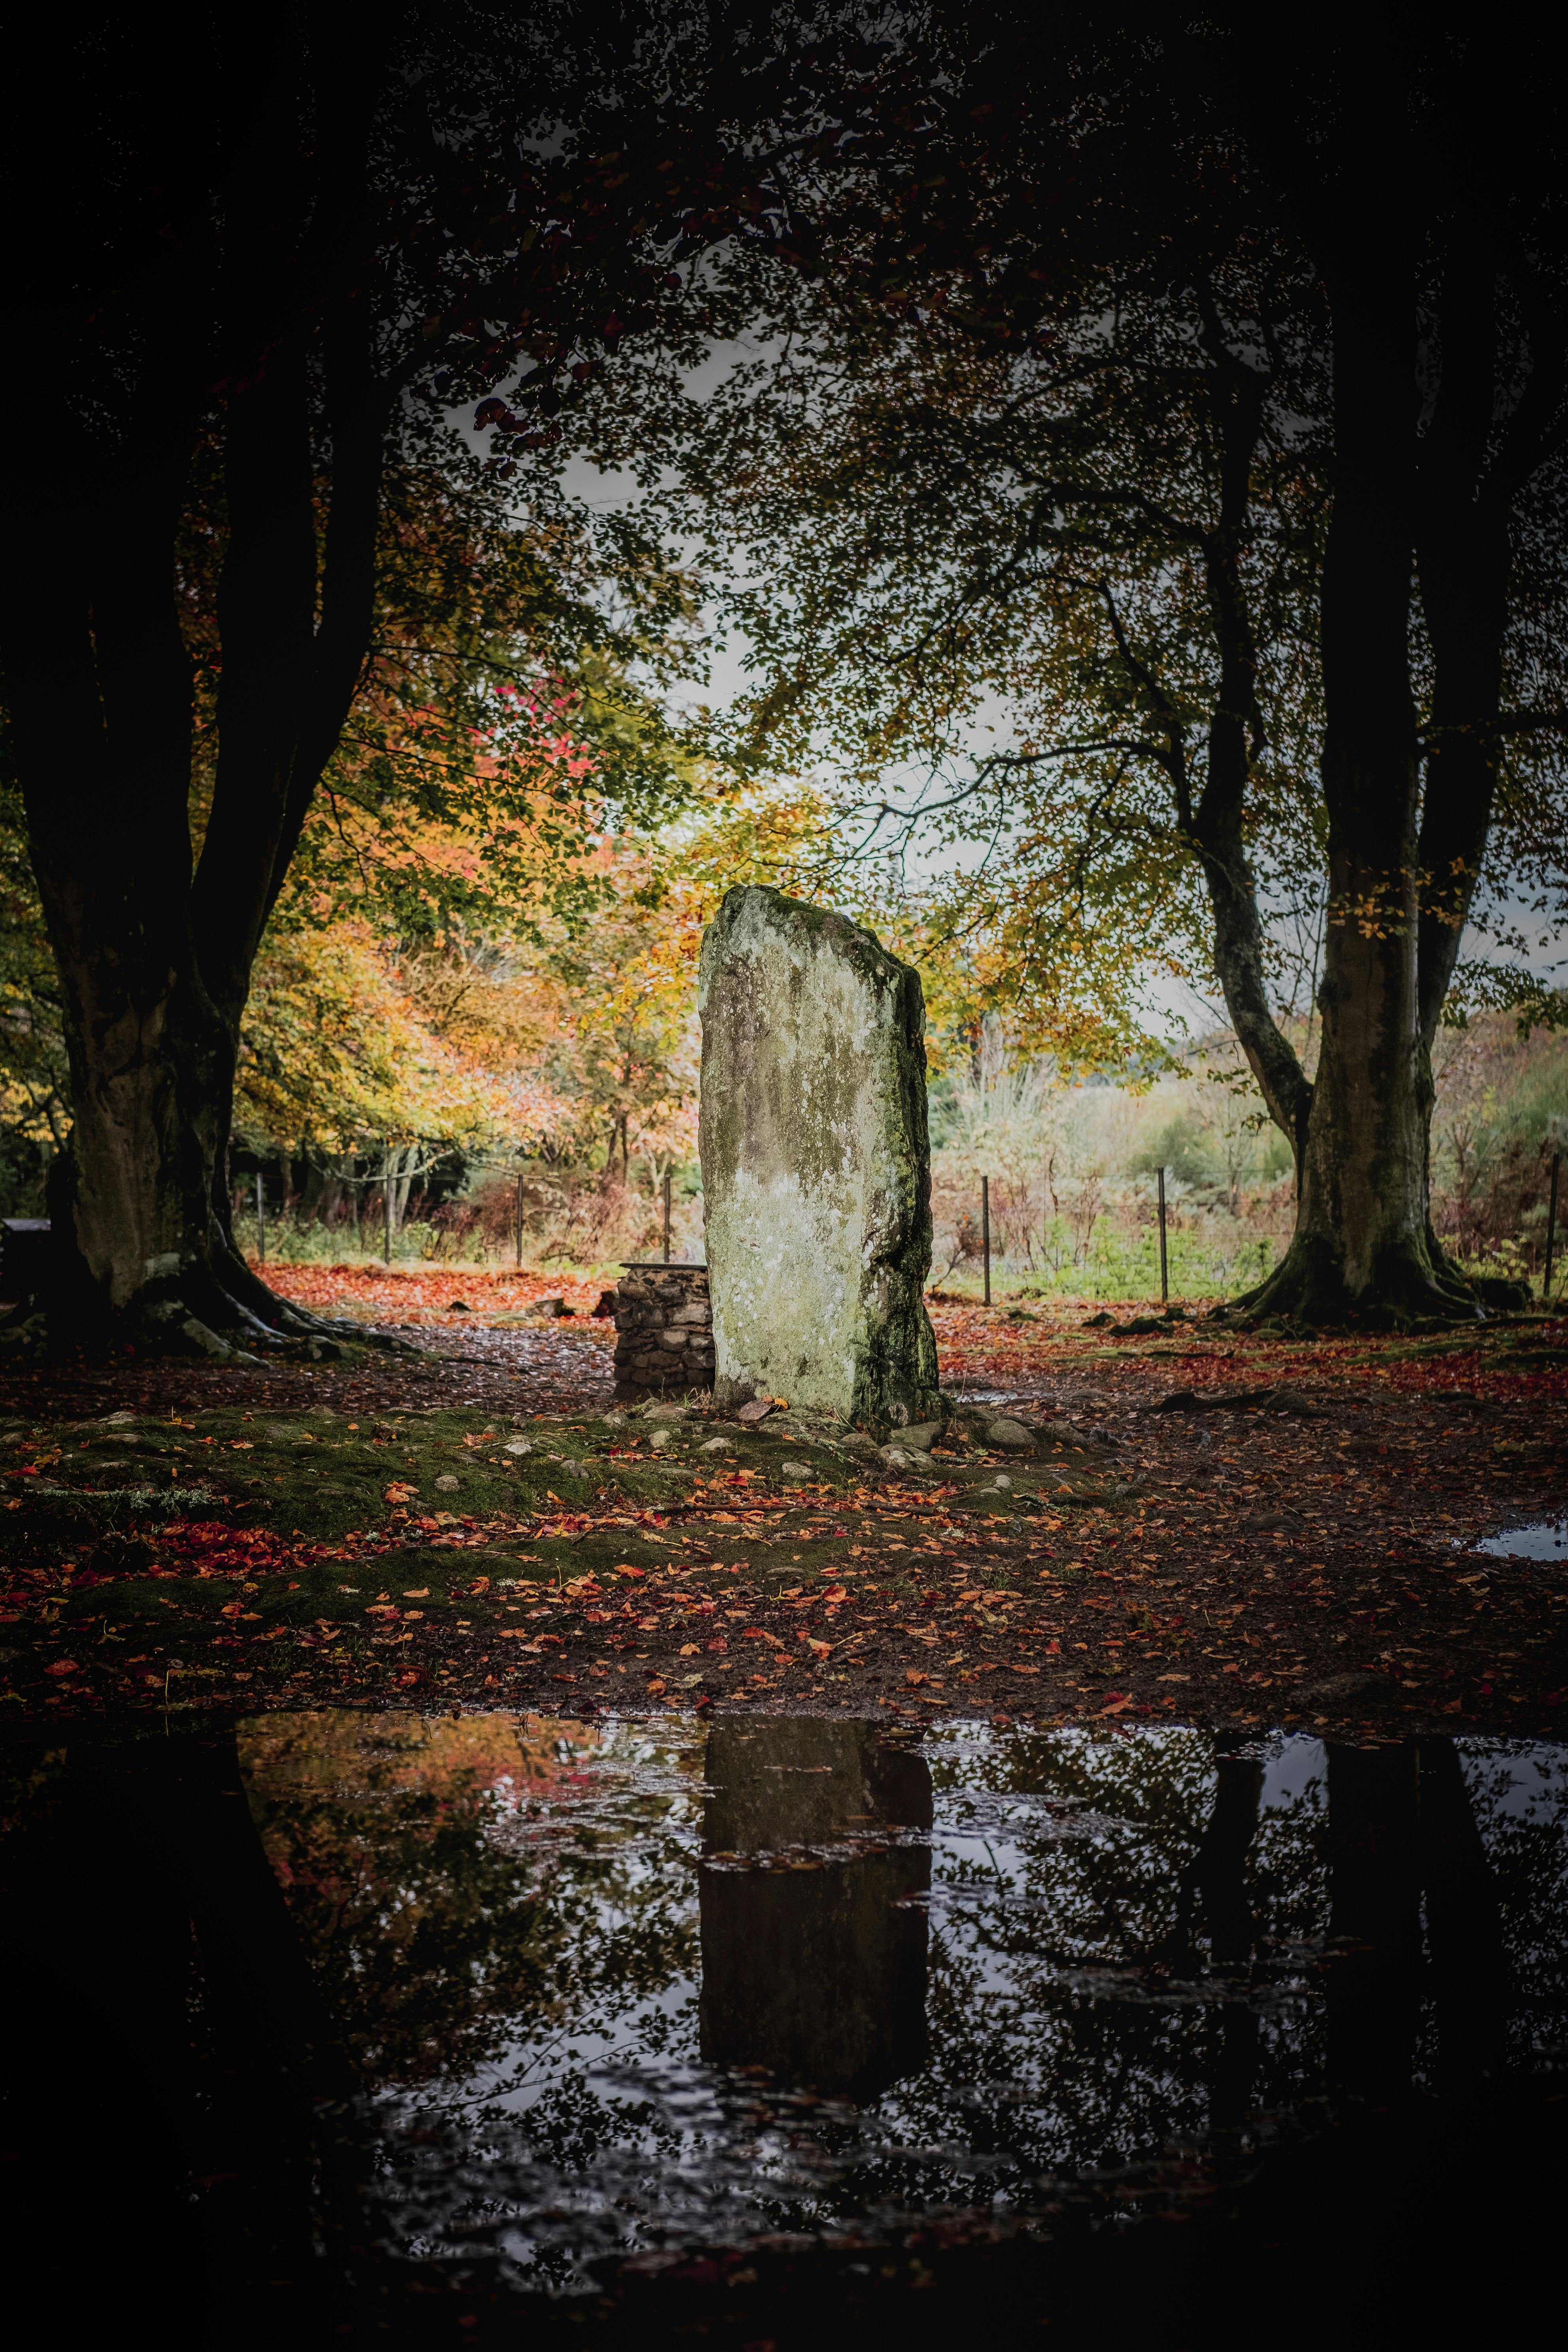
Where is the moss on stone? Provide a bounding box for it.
[698,885,940,1424]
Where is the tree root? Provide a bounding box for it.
[1209,1231,1506,1334]
[0,1247,426,1367]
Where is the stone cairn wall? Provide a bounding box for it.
[613,1263,714,1396]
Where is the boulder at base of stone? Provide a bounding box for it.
[699,884,941,1425]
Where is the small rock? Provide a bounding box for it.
[736,1398,777,1423]
[434,1473,461,1491]
[977,1473,1014,1494]
[898,1421,944,1452]
[1082,1311,1113,1328]
[878,1444,918,1469]
[699,1437,733,1456]
[504,1436,539,1456]
[986,1418,1035,1450]
[645,1402,688,1422]
[649,1429,674,1451]
[603,1410,627,1427]
[779,1460,813,1482]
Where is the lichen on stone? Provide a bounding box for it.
[698,885,940,1425]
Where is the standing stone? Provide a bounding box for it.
[698,885,941,1424]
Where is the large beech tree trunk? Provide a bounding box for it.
[0,21,383,1356]
[1265,240,1463,1323]
[1193,95,1552,1330]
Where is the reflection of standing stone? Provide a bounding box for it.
[698,885,940,1424]
[699,1719,931,2100]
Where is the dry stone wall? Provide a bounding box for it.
[613,1263,713,1396]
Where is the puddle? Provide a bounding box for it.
[4,1710,1566,2332]
[1472,1518,1568,1561]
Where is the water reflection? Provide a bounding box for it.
[699,1717,930,2097]
[1472,1517,1568,1560]
[2,1711,1566,2324]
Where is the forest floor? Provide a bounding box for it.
[0,1263,1564,1740]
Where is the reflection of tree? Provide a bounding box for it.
[1323,1742,1422,2102]
[698,1719,931,2098]
[904,1727,1276,2183]
[1418,1738,1508,2087]
[0,1723,350,2327]
[241,1711,700,2086]
[1168,1742,1265,1967]
[1449,1741,1568,2075]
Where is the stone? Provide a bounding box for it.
[779,1459,814,1482]
[645,1401,689,1422]
[434,1473,461,1491]
[986,1418,1036,1450]
[698,885,940,1425]
[735,1398,776,1423]
[878,1444,921,1470]
[700,1436,733,1456]
[898,1421,944,1452]
[648,1429,673,1450]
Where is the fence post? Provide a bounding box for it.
[982,1175,991,1306]
[255,1170,266,1266]
[515,1170,524,1269]
[1157,1166,1169,1304]
[663,1171,672,1262]
[1546,1150,1561,1302]
[383,1161,393,1264]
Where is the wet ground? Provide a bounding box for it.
[1,1296,1564,2336]
[2,1707,1564,2345]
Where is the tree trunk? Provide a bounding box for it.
[1224,199,1485,1325]
[0,17,392,1357]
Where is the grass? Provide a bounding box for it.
[936,1225,1282,1303]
